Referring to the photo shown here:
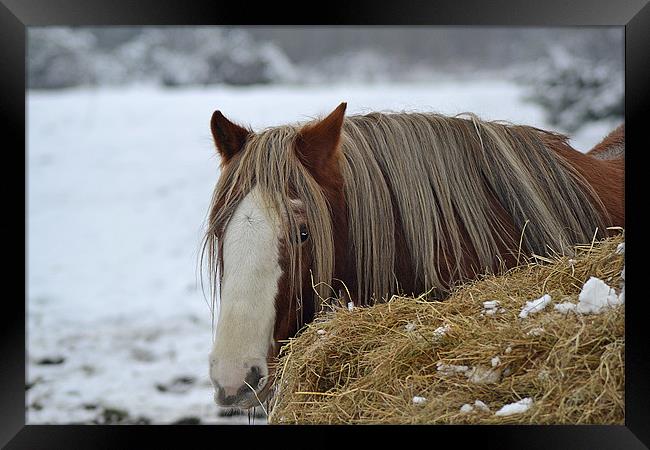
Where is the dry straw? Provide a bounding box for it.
[268,232,625,424]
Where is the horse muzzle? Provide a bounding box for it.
[211,364,270,409]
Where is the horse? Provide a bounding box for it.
[201,103,625,409]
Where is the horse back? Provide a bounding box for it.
[587,124,624,160]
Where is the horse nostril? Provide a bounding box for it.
[245,366,263,389]
[216,387,229,406]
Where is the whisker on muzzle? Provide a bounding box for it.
[243,381,269,417]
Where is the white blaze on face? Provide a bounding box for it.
[209,186,282,396]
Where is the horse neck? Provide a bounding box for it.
[382,134,623,298]
[379,176,520,300]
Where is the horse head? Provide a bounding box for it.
[204,103,350,408]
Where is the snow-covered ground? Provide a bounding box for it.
[26,80,620,424]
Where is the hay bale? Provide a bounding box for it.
[268,233,625,424]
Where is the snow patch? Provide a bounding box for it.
[618,266,625,304]
[433,324,450,338]
[460,400,491,414]
[438,362,502,383]
[554,302,577,314]
[460,404,474,413]
[519,294,552,319]
[412,396,427,405]
[474,400,490,412]
[436,363,469,376]
[482,300,505,316]
[576,277,622,314]
[483,300,500,310]
[495,398,533,416]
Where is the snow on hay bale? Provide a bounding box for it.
[268,232,625,424]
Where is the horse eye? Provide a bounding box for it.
[299,224,309,243]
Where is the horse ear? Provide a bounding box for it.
[210,110,250,163]
[296,102,347,172]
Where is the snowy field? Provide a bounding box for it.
[26,80,620,424]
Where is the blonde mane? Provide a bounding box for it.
[202,111,609,312]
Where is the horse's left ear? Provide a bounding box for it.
[296,102,347,173]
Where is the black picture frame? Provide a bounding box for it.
[2,0,648,447]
